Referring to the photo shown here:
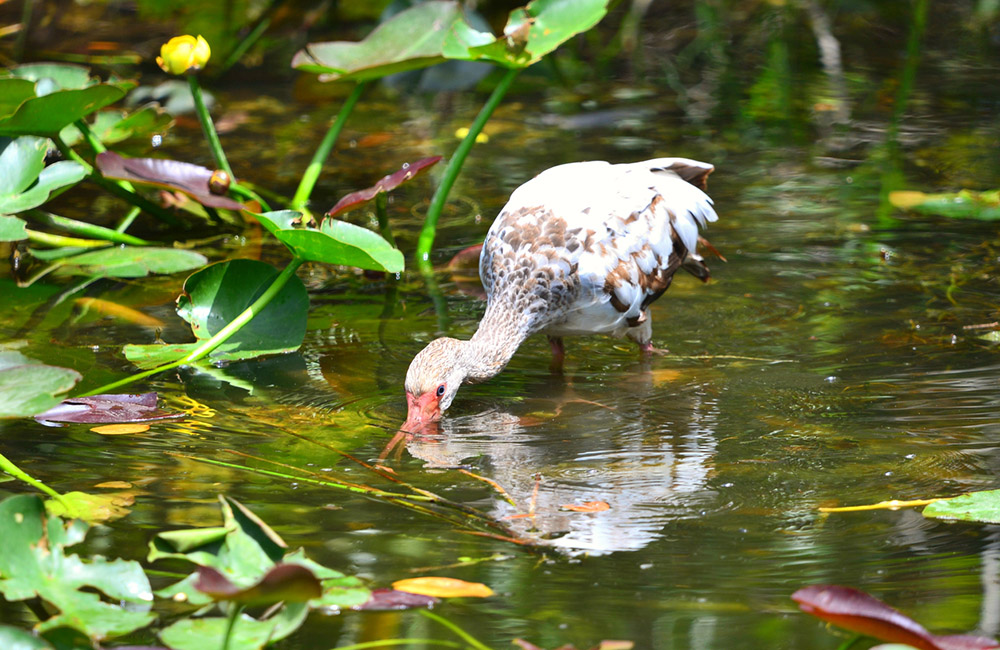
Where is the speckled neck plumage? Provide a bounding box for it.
[464,302,532,383]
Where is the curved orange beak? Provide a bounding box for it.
[402,391,441,433]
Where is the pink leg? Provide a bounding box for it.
[548,336,565,372]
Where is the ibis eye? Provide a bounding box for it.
[435,384,446,397]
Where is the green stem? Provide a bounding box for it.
[222,604,243,650]
[25,228,110,249]
[0,450,72,511]
[229,182,271,211]
[374,191,395,247]
[418,610,493,650]
[415,67,519,272]
[291,81,367,210]
[27,210,151,245]
[217,2,276,76]
[77,258,305,397]
[116,206,141,233]
[187,75,234,177]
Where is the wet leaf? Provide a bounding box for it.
[443,0,610,68]
[326,156,441,218]
[95,151,243,210]
[391,576,494,598]
[559,501,610,513]
[354,588,439,610]
[124,259,308,368]
[158,602,308,650]
[0,351,81,419]
[91,423,151,435]
[46,490,134,523]
[34,392,182,425]
[0,494,154,639]
[292,2,472,82]
[792,585,999,650]
[57,246,207,278]
[0,136,87,216]
[252,210,404,272]
[923,490,1000,524]
[194,564,322,605]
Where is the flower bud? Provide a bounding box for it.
[156,35,211,75]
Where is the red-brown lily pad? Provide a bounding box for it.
[95,151,242,210]
[792,585,999,650]
[194,564,322,606]
[34,392,183,426]
[326,156,441,218]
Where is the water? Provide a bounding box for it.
[3,2,1000,648]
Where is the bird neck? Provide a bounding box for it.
[464,302,530,383]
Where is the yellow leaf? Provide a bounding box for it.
[392,576,494,598]
[91,423,150,435]
[94,481,133,489]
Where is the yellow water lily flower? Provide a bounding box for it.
[156,35,211,75]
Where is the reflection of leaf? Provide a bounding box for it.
[792,585,999,650]
[0,495,154,639]
[34,392,182,425]
[326,156,441,218]
[0,351,81,419]
[354,588,438,610]
[45,490,135,523]
[560,501,610,513]
[95,151,243,210]
[391,576,494,598]
[91,423,151,435]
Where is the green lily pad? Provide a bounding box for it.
[0,79,37,117]
[252,210,404,272]
[0,625,53,650]
[443,0,610,68]
[923,490,1000,523]
[8,63,96,90]
[292,1,472,82]
[0,215,27,241]
[0,136,88,217]
[0,85,128,137]
[0,351,81,418]
[123,259,308,368]
[159,602,309,650]
[60,104,173,148]
[45,490,133,524]
[57,246,207,278]
[889,188,1000,220]
[0,494,154,639]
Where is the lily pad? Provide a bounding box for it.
[0,625,53,650]
[0,351,81,419]
[124,259,308,368]
[95,151,242,210]
[0,494,154,639]
[0,136,87,216]
[252,210,403,272]
[0,215,27,241]
[60,104,173,148]
[9,63,97,90]
[45,490,135,524]
[889,189,1000,221]
[292,1,472,82]
[0,84,128,137]
[194,564,322,605]
[326,156,441,218]
[442,0,610,68]
[923,490,1000,524]
[57,246,207,278]
[159,602,308,650]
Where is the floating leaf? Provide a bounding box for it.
[326,156,441,218]
[792,585,999,650]
[45,490,134,523]
[91,423,151,435]
[252,210,404,272]
[0,351,81,419]
[0,494,154,639]
[0,624,53,650]
[0,83,127,137]
[95,151,243,210]
[889,189,1000,221]
[354,588,439,610]
[391,576,494,598]
[923,490,1000,524]
[57,246,207,278]
[292,1,472,82]
[159,602,308,650]
[0,215,28,242]
[0,136,87,216]
[194,564,322,605]
[560,501,610,513]
[60,104,172,147]
[34,392,182,425]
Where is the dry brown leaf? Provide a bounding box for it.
[391,576,494,598]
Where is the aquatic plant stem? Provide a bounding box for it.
[78,258,305,397]
[375,191,395,247]
[0,450,72,511]
[24,229,110,249]
[419,610,493,650]
[291,81,367,211]
[415,67,519,272]
[188,75,234,178]
[27,210,150,245]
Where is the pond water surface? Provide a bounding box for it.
[3,3,1000,649]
